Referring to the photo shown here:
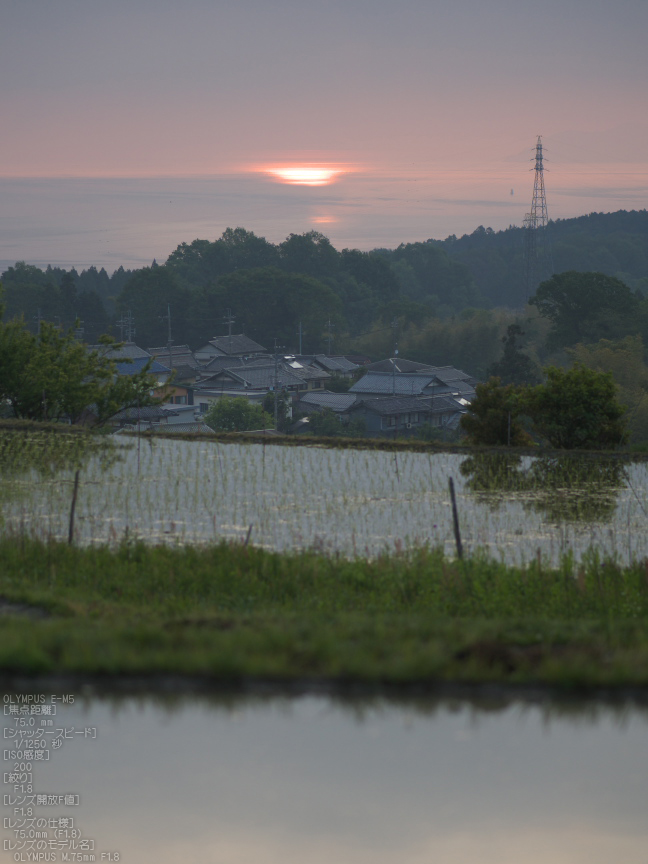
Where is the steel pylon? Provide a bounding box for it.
[523,135,553,299]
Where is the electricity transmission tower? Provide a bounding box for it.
[523,135,553,300]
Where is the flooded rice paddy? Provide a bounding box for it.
[2,431,648,565]
[2,691,646,864]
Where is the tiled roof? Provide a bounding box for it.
[365,358,436,374]
[208,334,267,355]
[350,372,437,396]
[428,366,476,384]
[112,405,178,422]
[169,364,198,383]
[311,354,359,373]
[115,357,171,376]
[352,394,466,417]
[148,345,199,368]
[425,395,468,413]
[154,422,214,434]
[287,364,331,382]
[87,342,151,360]
[298,392,357,412]
[200,356,266,374]
[202,364,304,390]
[352,396,433,416]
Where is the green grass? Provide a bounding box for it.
[1,538,648,688]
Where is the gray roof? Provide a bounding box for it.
[168,364,199,383]
[287,364,331,382]
[148,345,198,369]
[350,372,438,396]
[426,395,468,413]
[111,405,178,422]
[428,366,476,384]
[115,357,171,376]
[350,368,476,398]
[87,342,151,360]
[206,334,267,356]
[201,364,304,390]
[297,392,358,413]
[365,358,436,374]
[351,396,434,416]
[199,355,271,374]
[153,422,214,434]
[351,394,466,417]
[310,354,359,374]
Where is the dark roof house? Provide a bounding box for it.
[346,394,467,436]
[297,391,358,414]
[194,334,267,362]
[148,344,199,369]
[87,341,151,361]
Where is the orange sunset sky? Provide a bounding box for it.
[1,0,647,269]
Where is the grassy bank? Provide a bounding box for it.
[1,538,648,688]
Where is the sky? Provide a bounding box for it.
[1,0,647,271]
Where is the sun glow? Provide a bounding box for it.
[264,165,345,186]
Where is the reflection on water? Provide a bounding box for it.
[3,431,648,565]
[0,428,120,508]
[2,691,646,864]
[460,453,627,522]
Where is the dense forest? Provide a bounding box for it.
[437,209,648,307]
[2,210,648,392]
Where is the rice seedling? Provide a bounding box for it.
[2,428,648,567]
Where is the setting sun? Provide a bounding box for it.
[264,165,345,186]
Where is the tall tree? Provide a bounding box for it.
[523,364,627,450]
[488,324,540,385]
[460,378,531,446]
[529,271,642,349]
[117,266,190,348]
[0,316,157,424]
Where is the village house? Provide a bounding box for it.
[194,333,267,364]
[345,394,468,437]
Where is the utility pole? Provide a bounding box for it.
[224,308,235,354]
[297,321,303,355]
[325,319,334,355]
[523,135,553,300]
[117,310,135,343]
[33,308,42,336]
[273,338,285,431]
[160,304,173,369]
[391,317,399,396]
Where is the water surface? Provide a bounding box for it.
[2,693,646,864]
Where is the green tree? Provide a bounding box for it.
[116,265,190,348]
[262,391,291,432]
[523,364,627,449]
[530,271,641,349]
[306,408,366,438]
[280,231,339,278]
[326,373,351,393]
[568,335,648,444]
[0,306,158,424]
[460,378,532,446]
[204,397,272,432]
[188,267,343,353]
[488,324,540,385]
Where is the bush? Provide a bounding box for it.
[204,397,273,432]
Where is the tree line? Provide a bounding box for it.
[3,213,648,443]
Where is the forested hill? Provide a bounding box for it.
[1,210,646,352]
[435,209,648,308]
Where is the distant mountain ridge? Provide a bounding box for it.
[433,209,648,308]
